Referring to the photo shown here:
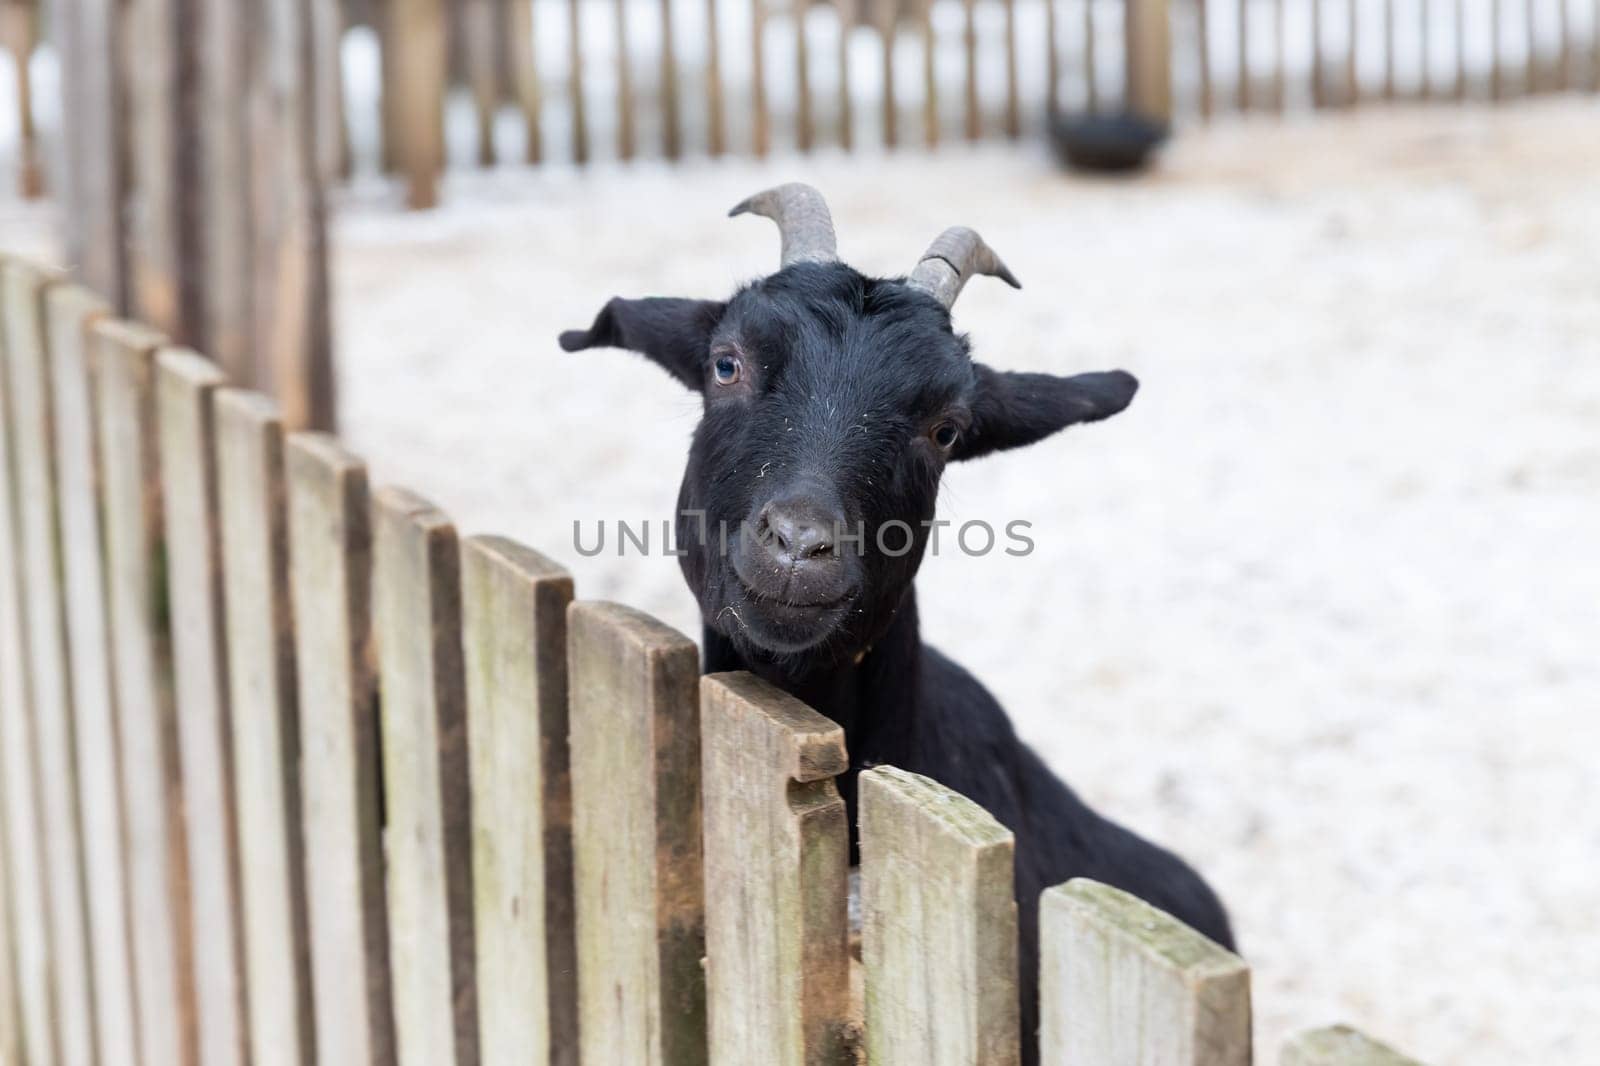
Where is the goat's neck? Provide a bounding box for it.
[703,589,923,756]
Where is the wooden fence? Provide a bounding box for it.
[7,0,1600,210]
[0,246,1432,1066]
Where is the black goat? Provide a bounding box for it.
[560,183,1233,1057]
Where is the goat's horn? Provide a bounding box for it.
[729,182,838,268]
[905,226,1021,309]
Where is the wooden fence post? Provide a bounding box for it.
[0,759,17,1065]
[700,672,852,1066]
[391,0,447,206]
[568,601,706,1066]
[2,0,43,197]
[156,349,252,1066]
[286,433,398,1066]
[216,389,318,1066]
[1126,0,1174,121]
[1039,878,1250,1066]
[859,765,1018,1066]
[373,488,479,1066]
[2,261,100,1066]
[44,284,142,1063]
[0,257,57,1066]
[196,0,253,384]
[94,316,201,1066]
[461,536,579,1066]
[53,0,126,306]
[508,0,543,162]
[1282,1025,1425,1065]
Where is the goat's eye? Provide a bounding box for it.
[713,353,742,386]
[931,421,960,451]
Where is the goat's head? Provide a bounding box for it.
[560,183,1137,665]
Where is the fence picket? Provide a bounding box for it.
[156,349,252,1066]
[568,0,590,163]
[964,0,980,139]
[461,536,579,1066]
[875,0,897,145]
[661,0,683,158]
[569,601,706,1066]
[707,0,726,154]
[286,433,398,1066]
[509,0,543,162]
[216,390,317,1066]
[45,284,143,1064]
[615,0,637,159]
[921,0,939,144]
[0,753,17,1065]
[0,256,56,1066]
[465,0,499,165]
[701,672,852,1066]
[2,261,99,1066]
[1003,0,1019,136]
[1040,878,1250,1066]
[1,2,42,198]
[753,0,771,155]
[1281,1025,1425,1064]
[393,0,446,207]
[860,766,1017,1065]
[94,316,202,1066]
[373,487,479,1066]
[796,0,814,150]
[836,0,853,147]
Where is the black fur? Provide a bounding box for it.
[561,261,1232,1059]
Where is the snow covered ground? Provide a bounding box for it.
[3,56,1598,1066]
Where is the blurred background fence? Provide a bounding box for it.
[0,0,1596,430]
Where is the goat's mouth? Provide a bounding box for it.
[719,576,859,653]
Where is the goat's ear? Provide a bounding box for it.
[559,297,727,390]
[953,363,1139,460]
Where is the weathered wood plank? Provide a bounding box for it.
[45,284,142,1064]
[705,0,726,155]
[392,0,447,206]
[796,0,813,151]
[752,0,771,155]
[860,765,1017,1066]
[464,0,499,165]
[568,601,705,1066]
[963,0,979,140]
[875,0,897,146]
[1002,0,1019,137]
[1046,0,1060,116]
[1127,0,1174,122]
[701,671,852,1066]
[660,0,681,158]
[1040,878,1250,1066]
[0,746,18,1065]
[2,1,43,197]
[1310,0,1325,106]
[0,255,57,1066]
[835,0,852,148]
[250,0,337,431]
[461,536,577,1066]
[568,0,589,163]
[286,433,397,1066]
[372,488,479,1066]
[94,315,201,1066]
[196,0,254,382]
[920,0,937,144]
[1282,1025,1425,1065]
[3,260,100,1066]
[216,389,316,1066]
[124,0,190,335]
[54,0,127,306]
[615,0,636,159]
[507,0,543,162]
[1083,0,1098,112]
[156,349,252,1066]
[1236,0,1249,109]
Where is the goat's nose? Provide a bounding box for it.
[762,499,835,560]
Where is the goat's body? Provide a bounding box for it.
[705,591,1233,1062]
